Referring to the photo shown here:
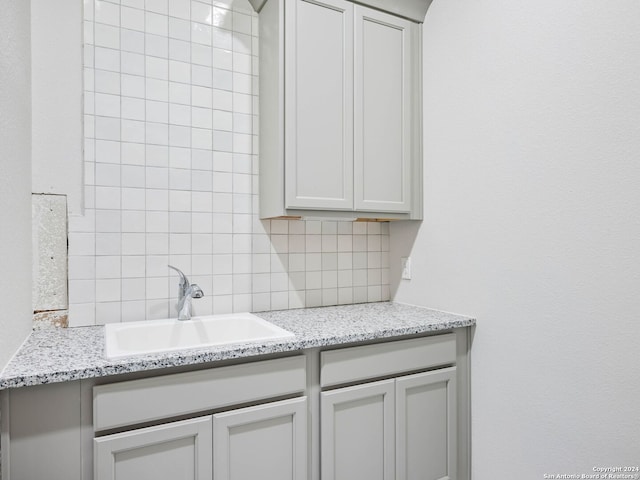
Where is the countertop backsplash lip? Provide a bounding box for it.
[0,302,475,390]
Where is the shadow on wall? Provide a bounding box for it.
[388,220,422,300]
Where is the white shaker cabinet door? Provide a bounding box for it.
[94,416,213,480]
[396,367,457,480]
[285,0,354,211]
[354,5,416,213]
[213,397,308,480]
[321,379,395,480]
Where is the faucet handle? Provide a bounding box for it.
[190,284,204,299]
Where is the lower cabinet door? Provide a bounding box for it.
[94,416,213,480]
[321,379,395,480]
[396,367,457,480]
[213,396,308,480]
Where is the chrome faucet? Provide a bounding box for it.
[168,265,204,320]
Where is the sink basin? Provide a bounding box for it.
[104,313,295,359]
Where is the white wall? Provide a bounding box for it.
[0,0,33,370]
[391,0,640,477]
[31,0,84,215]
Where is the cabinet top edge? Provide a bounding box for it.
[250,0,433,23]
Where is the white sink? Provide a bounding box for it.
[105,313,294,359]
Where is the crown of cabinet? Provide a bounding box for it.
[253,0,426,221]
[249,0,434,23]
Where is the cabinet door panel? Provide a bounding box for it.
[213,397,307,480]
[354,6,414,213]
[285,0,354,210]
[321,379,395,480]
[94,416,212,480]
[396,367,457,480]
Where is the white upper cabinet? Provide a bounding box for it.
[257,0,423,220]
[285,0,354,211]
[354,6,414,213]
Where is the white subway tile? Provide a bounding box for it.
[121,96,145,120]
[192,22,212,45]
[146,99,169,122]
[122,74,146,98]
[146,255,170,276]
[145,11,168,36]
[169,17,191,41]
[95,70,121,94]
[169,0,190,20]
[122,119,146,143]
[145,33,169,56]
[122,210,146,233]
[169,81,191,104]
[146,0,168,15]
[191,1,213,25]
[213,48,232,70]
[122,51,145,75]
[121,6,145,31]
[95,163,121,187]
[95,116,121,141]
[232,273,251,293]
[146,212,169,232]
[212,89,233,110]
[146,232,169,253]
[169,189,191,211]
[96,232,122,255]
[122,187,146,210]
[192,43,212,67]
[170,211,191,232]
[69,279,96,304]
[121,299,146,320]
[212,253,233,272]
[95,23,121,49]
[121,142,146,165]
[146,121,169,145]
[212,26,232,49]
[94,47,120,72]
[169,38,190,61]
[96,256,122,279]
[146,56,169,80]
[211,6,232,29]
[69,302,97,327]
[96,0,120,26]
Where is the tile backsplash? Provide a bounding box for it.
[68,0,389,326]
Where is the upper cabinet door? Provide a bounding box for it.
[354,6,415,213]
[285,0,354,210]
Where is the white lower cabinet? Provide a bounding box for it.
[319,336,459,480]
[321,379,396,480]
[321,368,457,480]
[213,397,308,480]
[94,416,213,480]
[396,368,457,480]
[94,397,307,480]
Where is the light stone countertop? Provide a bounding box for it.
[0,302,475,390]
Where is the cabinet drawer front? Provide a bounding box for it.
[94,356,306,431]
[320,334,455,387]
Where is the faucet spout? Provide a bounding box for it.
[168,265,204,320]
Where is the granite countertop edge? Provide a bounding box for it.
[0,302,475,390]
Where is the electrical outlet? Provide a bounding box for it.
[401,257,412,280]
